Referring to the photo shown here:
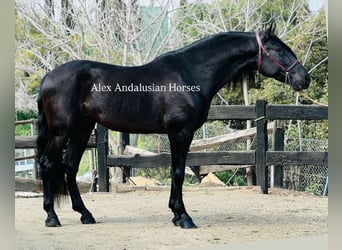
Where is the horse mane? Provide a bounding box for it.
[181,32,258,89]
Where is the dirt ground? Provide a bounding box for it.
[15,187,328,250]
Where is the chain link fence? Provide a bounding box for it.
[283,138,328,196]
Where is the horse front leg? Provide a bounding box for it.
[168,130,197,229]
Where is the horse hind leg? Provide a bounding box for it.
[40,133,69,227]
[63,118,96,224]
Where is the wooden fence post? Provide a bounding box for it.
[271,120,284,187]
[96,124,109,192]
[255,100,268,194]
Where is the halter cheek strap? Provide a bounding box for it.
[255,32,299,74]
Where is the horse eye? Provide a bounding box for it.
[265,46,281,53]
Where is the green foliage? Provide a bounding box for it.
[77,151,93,176]
[15,110,37,136]
[261,0,310,24]
[305,176,324,195]
[300,10,328,105]
[15,124,31,136]
[137,135,152,151]
[198,120,228,138]
[249,78,298,104]
[16,110,37,120]
[216,170,247,186]
[285,120,328,142]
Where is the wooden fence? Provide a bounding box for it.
[15,100,328,195]
[99,100,328,194]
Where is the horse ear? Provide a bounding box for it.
[265,21,276,39]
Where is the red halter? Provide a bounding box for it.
[255,32,299,74]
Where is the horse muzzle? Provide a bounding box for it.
[291,73,310,91]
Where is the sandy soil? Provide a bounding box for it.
[15,187,328,250]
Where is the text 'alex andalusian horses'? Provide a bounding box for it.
[37,23,310,228]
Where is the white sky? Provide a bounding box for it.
[307,0,324,13]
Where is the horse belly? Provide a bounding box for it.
[101,113,165,134]
[82,93,166,134]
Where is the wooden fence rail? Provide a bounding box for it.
[15,134,97,149]
[266,151,328,165]
[207,104,328,120]
[107,151,256,168]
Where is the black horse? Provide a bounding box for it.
[37,23,310,229]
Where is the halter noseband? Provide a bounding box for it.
[255,32,299,74]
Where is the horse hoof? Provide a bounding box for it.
[45,216,61,227]
[81,214,96,224]
[180,218,197,229]
[172,214,197,229]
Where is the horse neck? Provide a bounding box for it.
[181,32,258,98]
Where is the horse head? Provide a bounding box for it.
[256,22,310,91]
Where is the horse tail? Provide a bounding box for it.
[37,81,48,166]
[37,74,68,203]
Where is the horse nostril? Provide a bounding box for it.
[304,74,311,88]
[306,74,311,83]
